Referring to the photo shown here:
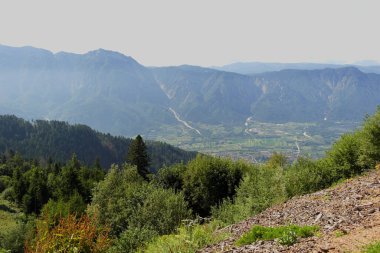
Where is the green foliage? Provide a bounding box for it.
[1,152,104,215]
[182,155,243,216]
[326,132,363,177]
[153,163,186,192]
[40,193,87,229]
[0,197,35,253]
[334,230,346,238]
[213,161,286,225]
[267,152,288,168]
[142,219,229,253]
[363,241,380,253]
[278,229,298,246]
[127,135,150,180]
[128,187,190,236]
[0,115,196,170]
[360,106,380,168]
[236,225,319,246]
[285,158,335,198]
[0,217,36,253]
[20,166,50,214]
[90,164,191,252]
[0,176,11,193]
[108,227,158,253]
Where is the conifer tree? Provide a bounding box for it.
[127,135,150,180]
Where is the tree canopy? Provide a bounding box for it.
[127,135,150,180]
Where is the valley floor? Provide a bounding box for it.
[201,170,380,252]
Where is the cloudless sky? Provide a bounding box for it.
[1,0,379,66]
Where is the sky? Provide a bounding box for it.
[0,0,379,67]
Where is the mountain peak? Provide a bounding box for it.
[84,48,141,66]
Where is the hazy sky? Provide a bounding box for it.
[1,0,379,66]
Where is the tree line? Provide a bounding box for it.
[0,115,196,170]
[1,106,380,252]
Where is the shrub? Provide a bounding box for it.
[182,155,243,216]
[142,219,229,253]
[90,164,191,252]
[108,227,158,253]
[153,163,186,192]
[0,176,11,193]
[236,225,319,246]
[326,133,363,177]
[40,192,87,229]
[213,162,286,226]
[285,157,332,198]
[25,214,111,253]
[0,215,35,253]
[364,241,380,253]
[360,106,380,169]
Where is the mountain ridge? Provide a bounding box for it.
[0,44,380,137]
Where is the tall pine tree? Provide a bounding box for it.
[127,135,150,180]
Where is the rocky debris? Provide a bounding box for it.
[201,170,380,252]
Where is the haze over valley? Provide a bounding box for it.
[0,44,379,160]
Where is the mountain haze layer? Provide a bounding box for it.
[0,45,380,137]
[214,61,380,75]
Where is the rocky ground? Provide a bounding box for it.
[201,170,380,253]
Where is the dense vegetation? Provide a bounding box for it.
[0,115,196,170]
[236,225,319,246]
[1,107,380,252]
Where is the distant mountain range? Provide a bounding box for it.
[1,44,380,137]
[213,62,380,75]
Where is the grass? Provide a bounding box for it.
[363,241,380,253]
[0,198,22,233]
[334,230,347,238]
[236,224,319,246]
[0,196,25,252]
[141,220,229,253]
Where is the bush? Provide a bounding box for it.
[0,176,11,193]
[25,214,111,253]
[40,192,87,229]
[90,164,191,252]
[1,187,14,201]
[142,219,229,253]
[128,187,191,235]
[326,133,363,177]
[108,227,158,253]
[153,163,186,192]
[285,157,335,198]
[236,225,319,246]
[182,155,243,216]
[360,107,380,169]
[213,162,286,226]
[0,215,36,253]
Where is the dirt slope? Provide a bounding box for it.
[201,170,380,253]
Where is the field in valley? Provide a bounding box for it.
[145,120,361,163]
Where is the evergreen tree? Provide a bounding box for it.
[127,135,150,180]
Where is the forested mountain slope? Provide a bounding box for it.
[0,115,196,169]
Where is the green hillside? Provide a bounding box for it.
[0,115,196,170]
